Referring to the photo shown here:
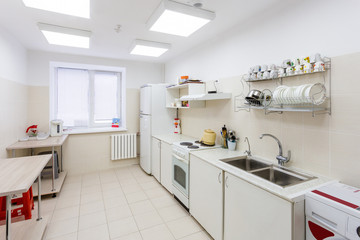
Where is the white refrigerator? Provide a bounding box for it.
[140,84,174,174]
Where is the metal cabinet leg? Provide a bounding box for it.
[51,147,55,191]
[37,175,42,221]
[6,195,11,240]
[61,146,63,172]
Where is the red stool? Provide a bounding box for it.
[0,187,34,221]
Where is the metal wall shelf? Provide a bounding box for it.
[234,57,332,117]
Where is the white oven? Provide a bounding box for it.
[172,141,220,209]
[172,152,189,207]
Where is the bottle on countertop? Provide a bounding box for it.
[221,125,228,148]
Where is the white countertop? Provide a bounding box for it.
[0,155,52,196]
[152,134,198,144]
[190,148,335,202]
[7,135,68,150]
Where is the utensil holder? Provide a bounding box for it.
[227,140,237,151]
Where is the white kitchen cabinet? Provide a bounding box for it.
[160,141,173,193]
[224,172,293,240]
[151,137,161,182]
[189,155,223,240]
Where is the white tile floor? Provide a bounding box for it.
[36,164,213,240]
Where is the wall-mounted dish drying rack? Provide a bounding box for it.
[234,57,331,117]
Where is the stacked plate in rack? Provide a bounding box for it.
[273,83,326,105]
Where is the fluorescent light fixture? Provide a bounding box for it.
[38,23,91,49]
[130,40,170,57]
[22,0,90,18]
[147,0,215,37]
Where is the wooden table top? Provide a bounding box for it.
[6,135,68,150]
[0,155,52,197]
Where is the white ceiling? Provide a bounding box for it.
[0,0,288,63]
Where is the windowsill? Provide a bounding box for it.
[63,127,128,135]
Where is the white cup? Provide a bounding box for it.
[269,64,277,70]
[282,59,291,68]
[261,64,268,72]
[278,68,285,77]
[251,73,257,80]
[303,62,313,73]
[314,61,325,72]
[286,67,294,75]
[256,72,263,79]
[310,53,322,63]
[253,65,261,73]
[270,70,278,78]
[263,71,270,79]
[244,73,251,81]
[295,65,303,74]
[291,58,300,67]
[303,56,310,64]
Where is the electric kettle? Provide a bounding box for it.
[200,129,216,146]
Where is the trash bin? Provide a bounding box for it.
[38,151,59,179]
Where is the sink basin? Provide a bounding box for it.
[251,166,315,187]
[221,157,270,171]
[220,156,316,187]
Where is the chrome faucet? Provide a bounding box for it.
[244,137,251,156]
[259,134,291,166]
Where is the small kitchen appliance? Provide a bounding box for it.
[200,129,216,146]
[172,140,220,208]
[50,120,63,137]
[26,125,38,137]
[306,182,360,240]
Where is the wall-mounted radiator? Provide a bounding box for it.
[111,133,137,160]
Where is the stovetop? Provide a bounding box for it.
[173,140,220,152]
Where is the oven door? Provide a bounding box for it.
[172,154,189,197]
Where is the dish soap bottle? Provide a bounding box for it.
[221,125,228,148]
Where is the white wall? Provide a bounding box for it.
[165,0,360,82]
[27,50,164,174]
[0,26,28,158]
[164,0,360,188]
[27,50,164,87]
[0,26,27,84]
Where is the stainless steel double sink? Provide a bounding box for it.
[220,156,316,187]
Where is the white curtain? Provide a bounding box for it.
[57,68,89,127]
[94,71,119,122]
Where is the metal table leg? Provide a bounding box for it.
[61,146,63,172]
[37,175,42,221]
[6,195,11,240]
[51,146,55,192]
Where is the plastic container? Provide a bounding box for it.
[227,140,237,151]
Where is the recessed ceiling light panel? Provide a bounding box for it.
[147,0,215,37]
[23,0,90,18]
[38,23,91,49]
[130,40,170,57]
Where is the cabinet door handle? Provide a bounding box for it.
[225,176,229,188]
[218,172,221,183]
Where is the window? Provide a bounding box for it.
[50,62,126,134]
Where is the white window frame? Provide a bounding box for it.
[50,62,127,134]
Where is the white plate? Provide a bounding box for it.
[305,83,326,105]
